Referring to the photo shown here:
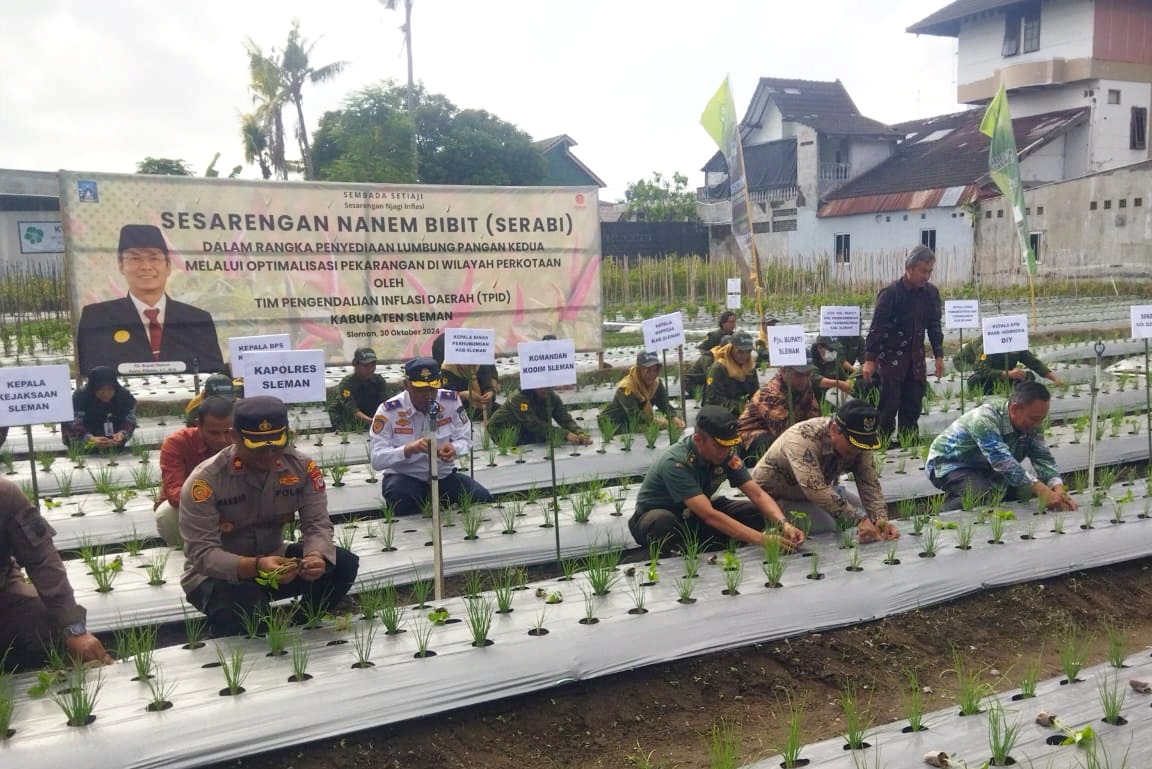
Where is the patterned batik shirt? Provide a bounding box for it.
[864,277,944,380]
[751,417,887,522]
[925,400,1061,488]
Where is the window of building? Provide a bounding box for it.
[1119,199,1127,209]
[834,233,851,264]
[752,222,772,233]
[1003,2,1041,57]
[997,209,1004,218]
[1022,8,1041,53]
[772,219,797,232]
[920,229,937,251]
[1132,107,1148,150]
[1108,89,1122,105]
[1037,206,1044,215]
[1090,201,1098,210]
[1136,198,1144,207]
[1104,200,1112,210]
[1029,232,1043,264]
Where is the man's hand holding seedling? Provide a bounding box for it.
[857,517,900,544]
[297,551,327,582]
[253,555,299,588]
[1037,482,1077,512]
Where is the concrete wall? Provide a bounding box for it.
[975,160,1152,283]
[1090,78,1152,171]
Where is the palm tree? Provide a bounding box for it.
[242,38,288,179]
[240,113,273,179]
[380,0,417,178]
[280,19,348,180]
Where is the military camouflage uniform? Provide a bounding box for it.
[702,360,759,417]
[328,371,390,432]
[751,416,887,524]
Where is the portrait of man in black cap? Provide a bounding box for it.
[75,224,224,375]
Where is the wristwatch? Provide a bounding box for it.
[64,621,87,637]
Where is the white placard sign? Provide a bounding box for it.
[444,328,495,365]
[642,311,685,352]
[243,349,327,404]
[229,334,292,377]
[726,277,742,310]
[945,300,981,330]
[819,306,861,337]
[1130,305,1152,339]
[767,324,808,367]
[982,314,1029,354]
[0,365,73,426]
[517,339,577,390]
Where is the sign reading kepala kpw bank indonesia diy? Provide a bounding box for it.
[0,365,73,426]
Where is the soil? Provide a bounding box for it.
[201,557,1152,769]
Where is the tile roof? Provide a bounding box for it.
[824,106,1087,201]
[907,0,1023,37]
[701,138,798,193]
[746,78,895,137]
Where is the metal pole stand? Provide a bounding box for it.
[1086,340,1105,491]
[426,400,444,601]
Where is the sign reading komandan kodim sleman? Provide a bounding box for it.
[59,171,602,372]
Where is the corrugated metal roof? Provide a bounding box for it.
[817,185,980,217]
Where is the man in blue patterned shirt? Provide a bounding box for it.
[925,382,1077,512]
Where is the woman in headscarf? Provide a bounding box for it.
[61,366,138,451]
[599,351,686,432]
[701,329,760,417]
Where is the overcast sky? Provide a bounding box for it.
[0,0,962,201]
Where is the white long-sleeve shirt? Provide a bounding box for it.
[368,389,472,481]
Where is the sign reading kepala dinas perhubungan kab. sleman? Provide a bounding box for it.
[59,172,602,373]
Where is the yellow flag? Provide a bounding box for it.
[700,77,737,149]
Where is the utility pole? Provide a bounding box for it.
[380,0,417,180]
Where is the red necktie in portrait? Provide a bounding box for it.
[144,308,162,361]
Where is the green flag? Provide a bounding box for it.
[701,77,756,281]
[980,84,1035,275]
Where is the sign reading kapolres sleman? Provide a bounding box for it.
[60,172,602,372]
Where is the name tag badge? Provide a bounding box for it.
[103,420,115,438]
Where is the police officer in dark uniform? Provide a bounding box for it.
[180,396,360,637]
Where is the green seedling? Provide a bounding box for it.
[463,569,485,600]
[707,717,740,769]
[288,632,311,682]
[128,464,155,490]
[1051,511,1067,534]
[883,541,900,565]
[1097,672,1128,725]
[144,666,176,711]
[464,595,495,647]
[107,487,136,513]
[988,511,1007,543]
[578,586,598,625]
[596,418,618,453]
[721,559,743,595]
[50,665,103,726]
[1058,625,1089,683]
[114,622,158,681]
[351,617,380,667]
[910,514,927,536]
[954,516,975,549]
[903,669,926,732]
[919,526,938,557]
[411,615,436,659]
[626,578,647,614]
[777,694,807,768]
[846,546,863,572]
[216,645,249,696]
[1104,624,1127,669]
[254,557,299,590]
[52,469,75,497]
[263,605,294,656]
[762,534,787,587]
[1017,648,1042,698]
[490,568,517,614]
[986,700,1022,766]
[947,649,992,715]
[181,601,207,649]
[840,680,872,749]
[583,547,621,596]
[674,577,696,604]
[90,554,123,592]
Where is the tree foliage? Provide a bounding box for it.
[242,19,348,180]
[623,172,699,221]
[312,81,544,186]
[135,157,193,176]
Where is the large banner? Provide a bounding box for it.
[59,172,602,373]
